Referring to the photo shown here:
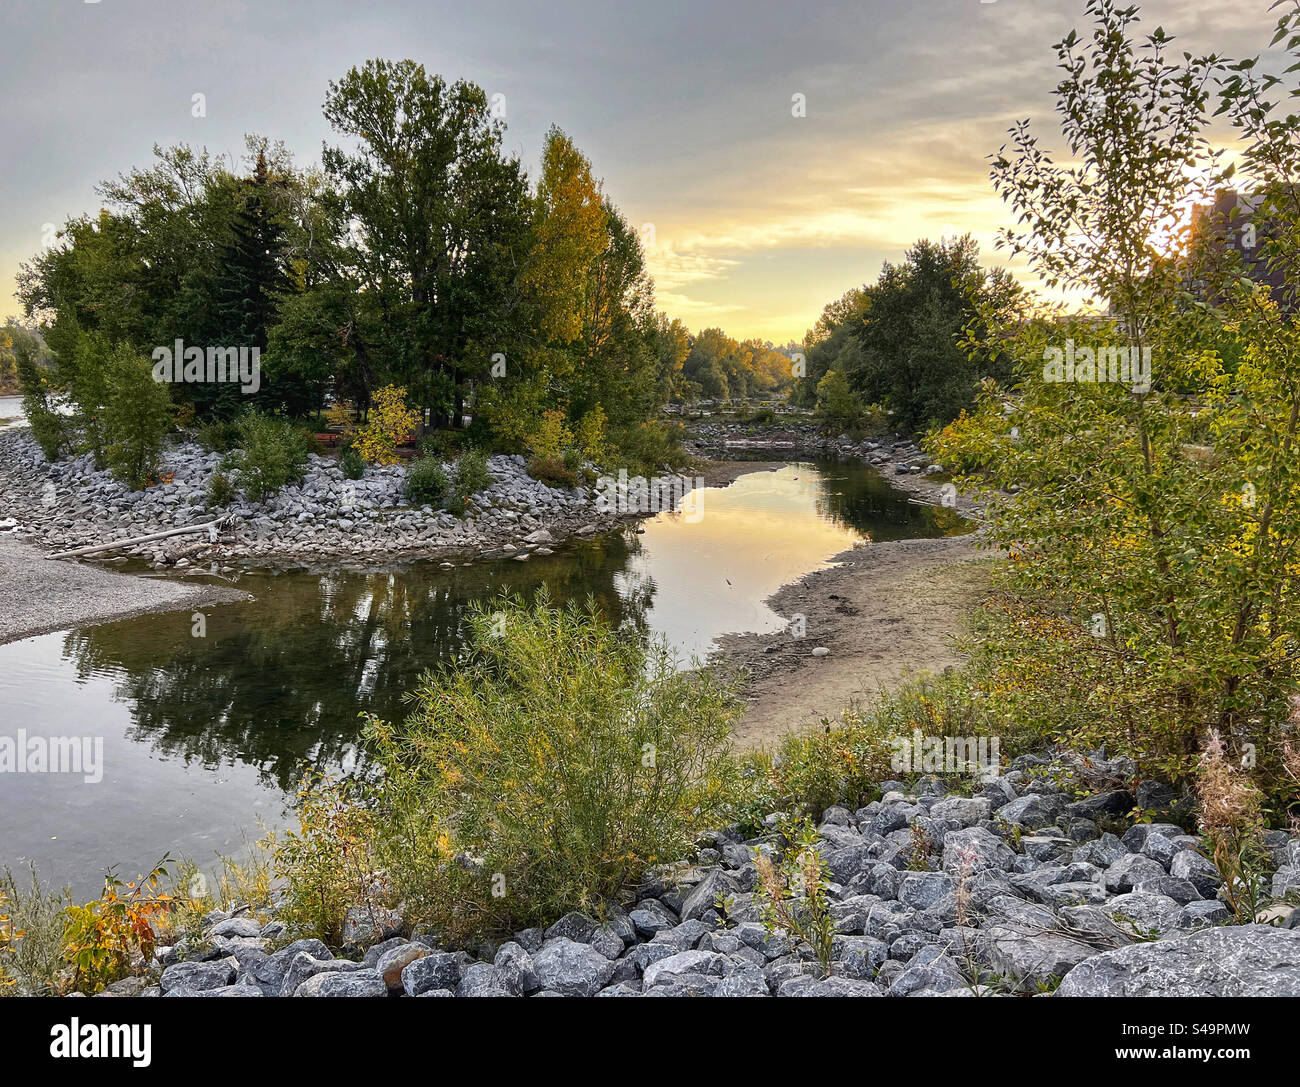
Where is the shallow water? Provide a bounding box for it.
[0,394,23,430]
[0,459,965,896]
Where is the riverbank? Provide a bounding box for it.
[0,535,249,644]
[719,535,999,750]
[0,429,638,568]
[686,424,996,751]
[53,747,1300,999]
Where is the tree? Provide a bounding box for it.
[847,236,1022,431]
[103,345,173,489]
[201,150,294,418]
[814,369,861,429]
[929,0,1300,805]
[322,59,530,428]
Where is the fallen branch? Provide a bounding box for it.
[48,515,235,560]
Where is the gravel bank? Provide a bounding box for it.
[79,747,1300,998]
[0,535,249,644]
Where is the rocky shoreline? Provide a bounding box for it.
[92,749,1300,998]
[0,430,645,569]
[0,420,979,574]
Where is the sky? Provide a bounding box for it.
[0,0,1282,343]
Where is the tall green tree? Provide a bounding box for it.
[322,59,530,427]
[848,236,1021,431]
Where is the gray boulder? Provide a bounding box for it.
[1103,852,1166,893]
[493,941,540,995]
[942,827,1017,875]
[401,951,463,997]
[898,871,956,910]
[294,969,387,997]
[279,952,365,998]
[532,938,615,997]
[996,795,1057,830]
[679,869,737,922]
[160,958,236,995]
[928,796,992,826]
[643,949,728,989]
[1058,925,1300,995]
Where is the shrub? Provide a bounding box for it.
[609,420,692,476]
[61,860,171,995]
[573,406,608,463]
[206,470,237,509]
[814,368,861,430]
[340,441,365,481]
[405,455,448,505]
[271,772,383,947]
[15,334,64,461]
[195,419,241,454]
[527,408,572,461]
[361,593,742,942]
[0,866,66,996]
[526,453,578,489]
[741,671,1027,822]
[355,384,418,465]
[102,347,173,490]
[754,816,835,977]
[448,449,493,507]
[161,841,274,951]
[229,413,308,503]
[419,428,463,461]
[323,400,355,439]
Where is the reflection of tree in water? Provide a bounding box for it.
[809,459,969,540]
[60,533,650,792]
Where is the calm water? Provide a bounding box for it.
[0,460,965,896]
[0,394,23,430]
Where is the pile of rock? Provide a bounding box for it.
[0,431,630,565]
[99,749,1300,998]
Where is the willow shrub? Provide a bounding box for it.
[930,300,1300,813]
[361,593,742,944]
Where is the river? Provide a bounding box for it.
[0,459,965,897]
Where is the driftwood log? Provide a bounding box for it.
[48,515,235,560]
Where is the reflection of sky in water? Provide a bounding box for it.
[0,459,964,896]
[624,466,862,662]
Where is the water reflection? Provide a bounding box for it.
[0,459,964,894]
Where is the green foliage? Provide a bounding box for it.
[754,816,835,978]
[790,289,869,408]
[0,866,66,996]
[270,772,382,947]
[205,470,237,509]
[856,237,1022,432]
[814,369,862,430]
[526,454,579,489]
[361,593,742,942]
[922,0,1300,814]
[681,327,794,401]
[340,441,365,480]
[13,328,63,460]
[102,346,173,489]
[449,449,493,502]
[405,455,448,505]
[608,420,692,476]
[61,860,171,995]
[229,412,308,502]
[418,428,464,461]
[195,418,242,454]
